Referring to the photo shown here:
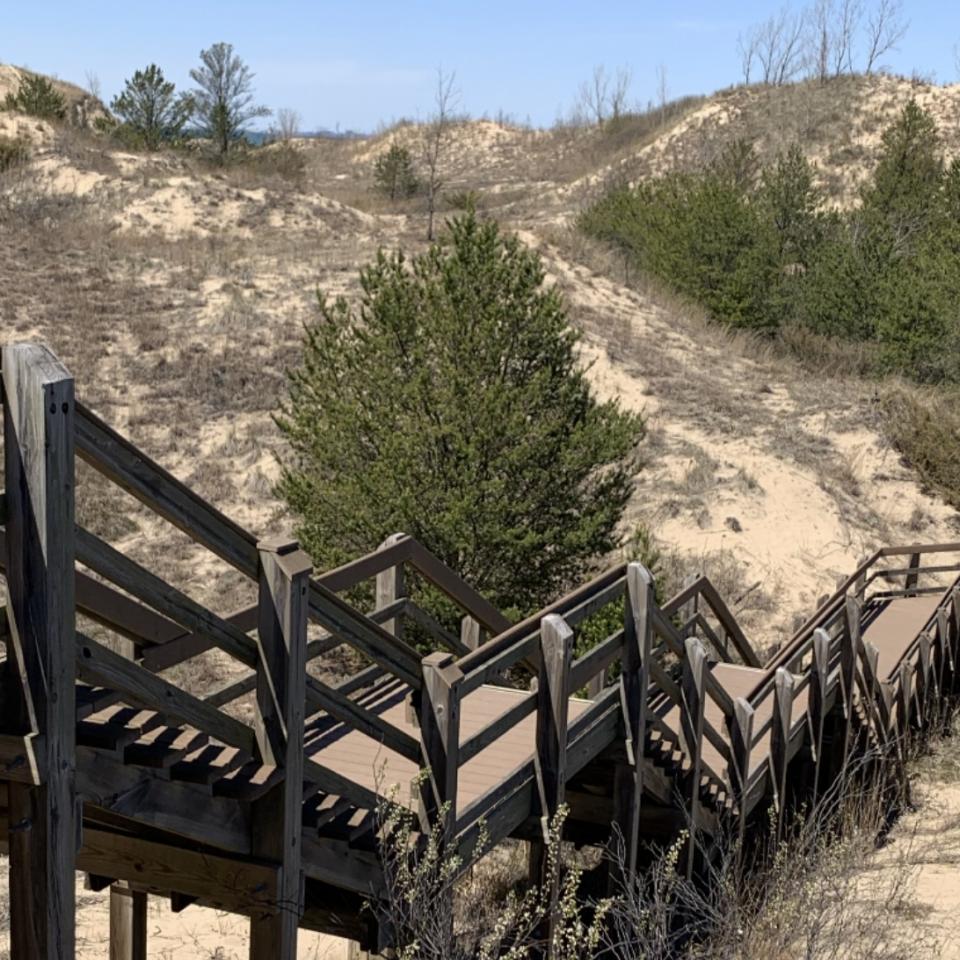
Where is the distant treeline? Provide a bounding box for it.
[580,99,960,383]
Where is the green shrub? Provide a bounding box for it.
[110,64,192,150]
[277,212,645,617]
[374,142,419,200]
[4,73,66,121]
[581,99,960,385]
[0,135,29,173]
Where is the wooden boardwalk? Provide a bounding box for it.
[1,342,959,960]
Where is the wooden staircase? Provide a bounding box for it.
[1,341,958,960]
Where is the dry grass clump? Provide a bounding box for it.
[878,384,960,514]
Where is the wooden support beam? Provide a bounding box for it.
[612,563,653,887]
[375,533,406,639]
[531,613,573,952]
[904,552,921,595]
[109,885,147,960]
[770,667,795,839]
[3,343,77,960]
[417,651,464,837]
[728,697,755,849]
[679,637,707,879]
[460,615,482,652]
[809,628,831,805]
[839,597,860,773]
[249,539,311,960]
[109,608,148,960]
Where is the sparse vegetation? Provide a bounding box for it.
[277,212,644,618]
[3,71,66,120]
[0,134,28,173]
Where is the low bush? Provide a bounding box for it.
[3,73,66,121]
[581,99,960,385]
[0,135,29,173]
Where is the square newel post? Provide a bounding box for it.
[418,651,464,837]
[375,533,407,639]
[612,563,654,888]
[249,538,311,960]
[3,343,78,960]
[530,612,573,950]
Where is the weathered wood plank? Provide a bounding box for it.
[680,637,707,879]
[3,343,77,960]
[614,563,653,885]
[530,613,573,918]
[418,651,464,837]
[250,539,310,960]
[76,633,256,754]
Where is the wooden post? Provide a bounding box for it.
[249,538,311,960]
[770,668,795,839]
[904,552,921,596]
[809,628,831,805]
[460,615,482,652]
[375,533,406,639]
[937,608,952,702]
[531,613,573,927]
[839,596,860,773]
[679,637,707,879]
[728,697,755,851]
[3,343,77,960]
[918,632,934,724]
[418,651,463,838]
[680,571,700,639]
[109,886,147,960]
[612,563,654,886]
[108,606,147,960]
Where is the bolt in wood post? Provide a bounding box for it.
[531,613,573,947]
[249,538,311,960]
[679,637,707,879]
[375,533,407,639]
[612,563,653,888]
[770,668,795,840]
[3,343,77,960]
[418,651,464,838]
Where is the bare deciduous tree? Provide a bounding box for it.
[578,65,610,125]
[864,0,908,73]
[273,107,301,142]
[609,66,632,122]
[830,0,863,77]
[656,63,669,123]
[754,7,807,86]
[738,30,760,84]
[84,71,102,101]
[422,66,459,241]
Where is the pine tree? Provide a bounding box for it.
[111,65,192,150]
[374,143,419,200]
[4,73,66,121]
[277,213,644,616]
[189,43,269,162]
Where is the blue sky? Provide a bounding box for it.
[4,2,959,132]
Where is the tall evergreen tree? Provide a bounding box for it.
[189,42,269,162]
[277,213,644,616]
[111,65,192,150]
